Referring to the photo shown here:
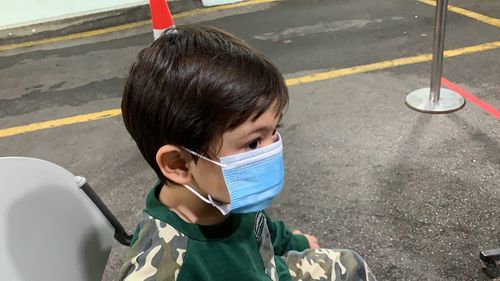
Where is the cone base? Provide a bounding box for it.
[405,88,465,114]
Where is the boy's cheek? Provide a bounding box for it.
[209,174,230,203]
[195,163,230,203]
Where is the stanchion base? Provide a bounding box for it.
[405,88,465,114]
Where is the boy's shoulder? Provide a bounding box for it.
[119,212,188,280]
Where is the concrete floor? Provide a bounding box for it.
[0,0,499,280]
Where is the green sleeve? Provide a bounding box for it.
[264,213,310,256]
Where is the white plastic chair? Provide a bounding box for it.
[0,157,131,281]
[481,249,500,279]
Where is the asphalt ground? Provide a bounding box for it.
[0,0,499,280]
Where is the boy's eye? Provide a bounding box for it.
[248,139,260,149]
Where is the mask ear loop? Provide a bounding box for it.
[181,147,231,215]
[182,147,229,168]
[182,184,231,215]
[182,184,212,204]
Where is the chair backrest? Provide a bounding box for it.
[0,157,115,281]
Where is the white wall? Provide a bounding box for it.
[1,0,149,29]
[200,0,243,7]
[0,0,248,30]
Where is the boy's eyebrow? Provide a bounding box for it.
[244,113,283,137]
[245,126,275,137]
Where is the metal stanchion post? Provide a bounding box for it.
[405,0,465,113]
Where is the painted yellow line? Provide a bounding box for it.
[0,109,121,138]
[1,40,499,138]
[0,0,280,52]
[287,40,500,86]
[418,0,500,28]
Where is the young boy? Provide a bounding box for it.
[119,24,375,281]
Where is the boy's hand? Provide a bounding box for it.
[293,230,320,249]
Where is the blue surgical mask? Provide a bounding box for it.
[183,132,284,215]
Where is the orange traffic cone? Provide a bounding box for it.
[149,0,175,40]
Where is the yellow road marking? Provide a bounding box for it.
[418,0,500,28]
[1,40,499,138]
[287,40,500,86]
[0,109,121,138]
[0,0,281,52]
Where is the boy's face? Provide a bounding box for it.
[188,102,282,204]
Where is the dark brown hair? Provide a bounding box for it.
[122,24,288,182]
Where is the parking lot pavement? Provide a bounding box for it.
[0,0,499,280]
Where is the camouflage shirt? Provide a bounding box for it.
[119,184,376,281]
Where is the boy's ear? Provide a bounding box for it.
[156,145,192,185]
